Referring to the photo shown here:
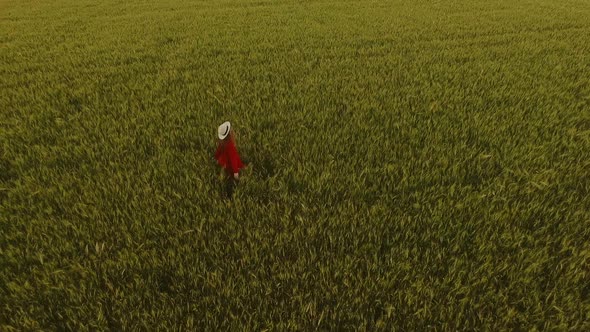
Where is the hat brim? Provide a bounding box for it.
[218,123,231,139]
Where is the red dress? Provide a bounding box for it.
[215,137,244,175]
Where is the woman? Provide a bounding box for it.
[215,121,245,199]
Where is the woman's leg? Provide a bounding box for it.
[225,175,236,199]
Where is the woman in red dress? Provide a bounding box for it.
[215,121,245,199]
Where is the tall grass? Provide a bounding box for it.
[1,0,589,329]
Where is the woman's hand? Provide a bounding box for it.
[233,173,239,180]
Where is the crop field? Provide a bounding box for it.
[1,0,590,330]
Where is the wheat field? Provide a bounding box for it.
[1,0,589,330]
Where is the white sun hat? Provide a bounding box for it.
[218,121,231,139]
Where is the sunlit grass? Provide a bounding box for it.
[1,0,589,329]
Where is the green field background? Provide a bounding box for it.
[1,0,589,330]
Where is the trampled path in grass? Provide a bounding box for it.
[1,0,589,329]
